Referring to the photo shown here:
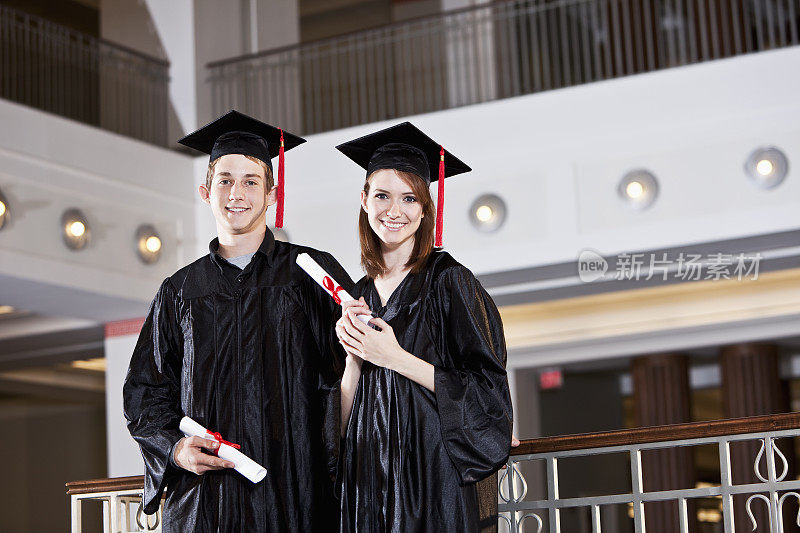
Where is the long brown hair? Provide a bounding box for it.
[359,170,436,279]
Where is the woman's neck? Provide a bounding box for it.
[380,239,414,277]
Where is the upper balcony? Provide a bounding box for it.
[3,1,798,146]
[0,3,169,147]
[209,0,800,136]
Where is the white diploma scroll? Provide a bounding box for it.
[179,416,267,483]
[296,253,372,325]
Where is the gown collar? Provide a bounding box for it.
[209,229,275,269]
[365,252,439,320]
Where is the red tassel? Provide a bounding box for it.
[435,146,445,247]
[275,129,285,228]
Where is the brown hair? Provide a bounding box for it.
[206,155,274,190]
[359,170,436,279]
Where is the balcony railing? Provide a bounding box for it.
[67,412,800,532]
[209,0,800,136]
[0,4,169,147]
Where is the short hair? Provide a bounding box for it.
[206,155,274,190]
[359,170,435,279]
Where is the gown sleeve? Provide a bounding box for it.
[122,279,185,514]
[298,251,354,479]
[433,265,513,485]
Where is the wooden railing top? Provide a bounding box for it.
[514,412,800,455]
[66,475,144,495]
[67,413,800,494]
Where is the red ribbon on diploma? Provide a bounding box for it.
[206,429,241,455]
[322,276,343,304]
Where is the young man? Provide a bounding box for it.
[123,111,351,532]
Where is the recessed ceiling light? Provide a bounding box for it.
[618,170,658,210]
[62,209,90,250]
[136,225,162,264]
[469,194,506,232]
[0,188,9,230]
[745,147,788,189]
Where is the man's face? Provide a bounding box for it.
[199,154,276,237]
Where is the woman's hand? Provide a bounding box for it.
[340,296,371,319]
[336,297,371,364]
[339,310,408,370]
[339,309,436,391]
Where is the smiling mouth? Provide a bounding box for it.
[381,220,407,231]
[226,206,249,213]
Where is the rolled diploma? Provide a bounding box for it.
[296,253,371,325]
[179,416,267,483]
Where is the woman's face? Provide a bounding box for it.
[361,169,424,250]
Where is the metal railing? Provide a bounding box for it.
[67,476,160,533]
[209,0,800,135]
[501,412,800,532]
[67,413,800,532]
[0,4,169,147]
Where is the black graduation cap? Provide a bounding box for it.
[336,121,471,247]
[335,122,470,183]
[178,110,306,227]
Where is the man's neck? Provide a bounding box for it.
[216,227,266,259]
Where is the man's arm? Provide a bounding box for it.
[122,279,188,513]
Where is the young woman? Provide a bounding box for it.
[334,122,513,532]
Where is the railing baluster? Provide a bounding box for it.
[678,498,689,532]
[719,439,735,533]
[630,448,645,533]
[591,504,602,532]
[765,437,781,533]
[507,460,519,533]
[546,456,561,533]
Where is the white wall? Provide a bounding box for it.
[3,47,794,319]
[251,46,800,279]
[106,332,143,477]
[0,99,196,321]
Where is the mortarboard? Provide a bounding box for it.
[178,110,306,228]
[336,122,471,247]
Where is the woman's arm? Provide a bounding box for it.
[339,310,435,392]
[336,298,370,436]
[339,354,362,435]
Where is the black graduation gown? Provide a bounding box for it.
[123,231,352,532]
[340,251,512,532]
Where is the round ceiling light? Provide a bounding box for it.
[617,170,659,210]
[62,208,90,250]
[745,146,788,189]
[0,188,8,230]
[469,194,507,232]
[136,225,162,264]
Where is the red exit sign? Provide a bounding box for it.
[539,369,563,390]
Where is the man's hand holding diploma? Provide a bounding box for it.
[173,436,234,474]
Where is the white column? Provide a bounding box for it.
[144,0,198,133]
[105,319,146,478]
